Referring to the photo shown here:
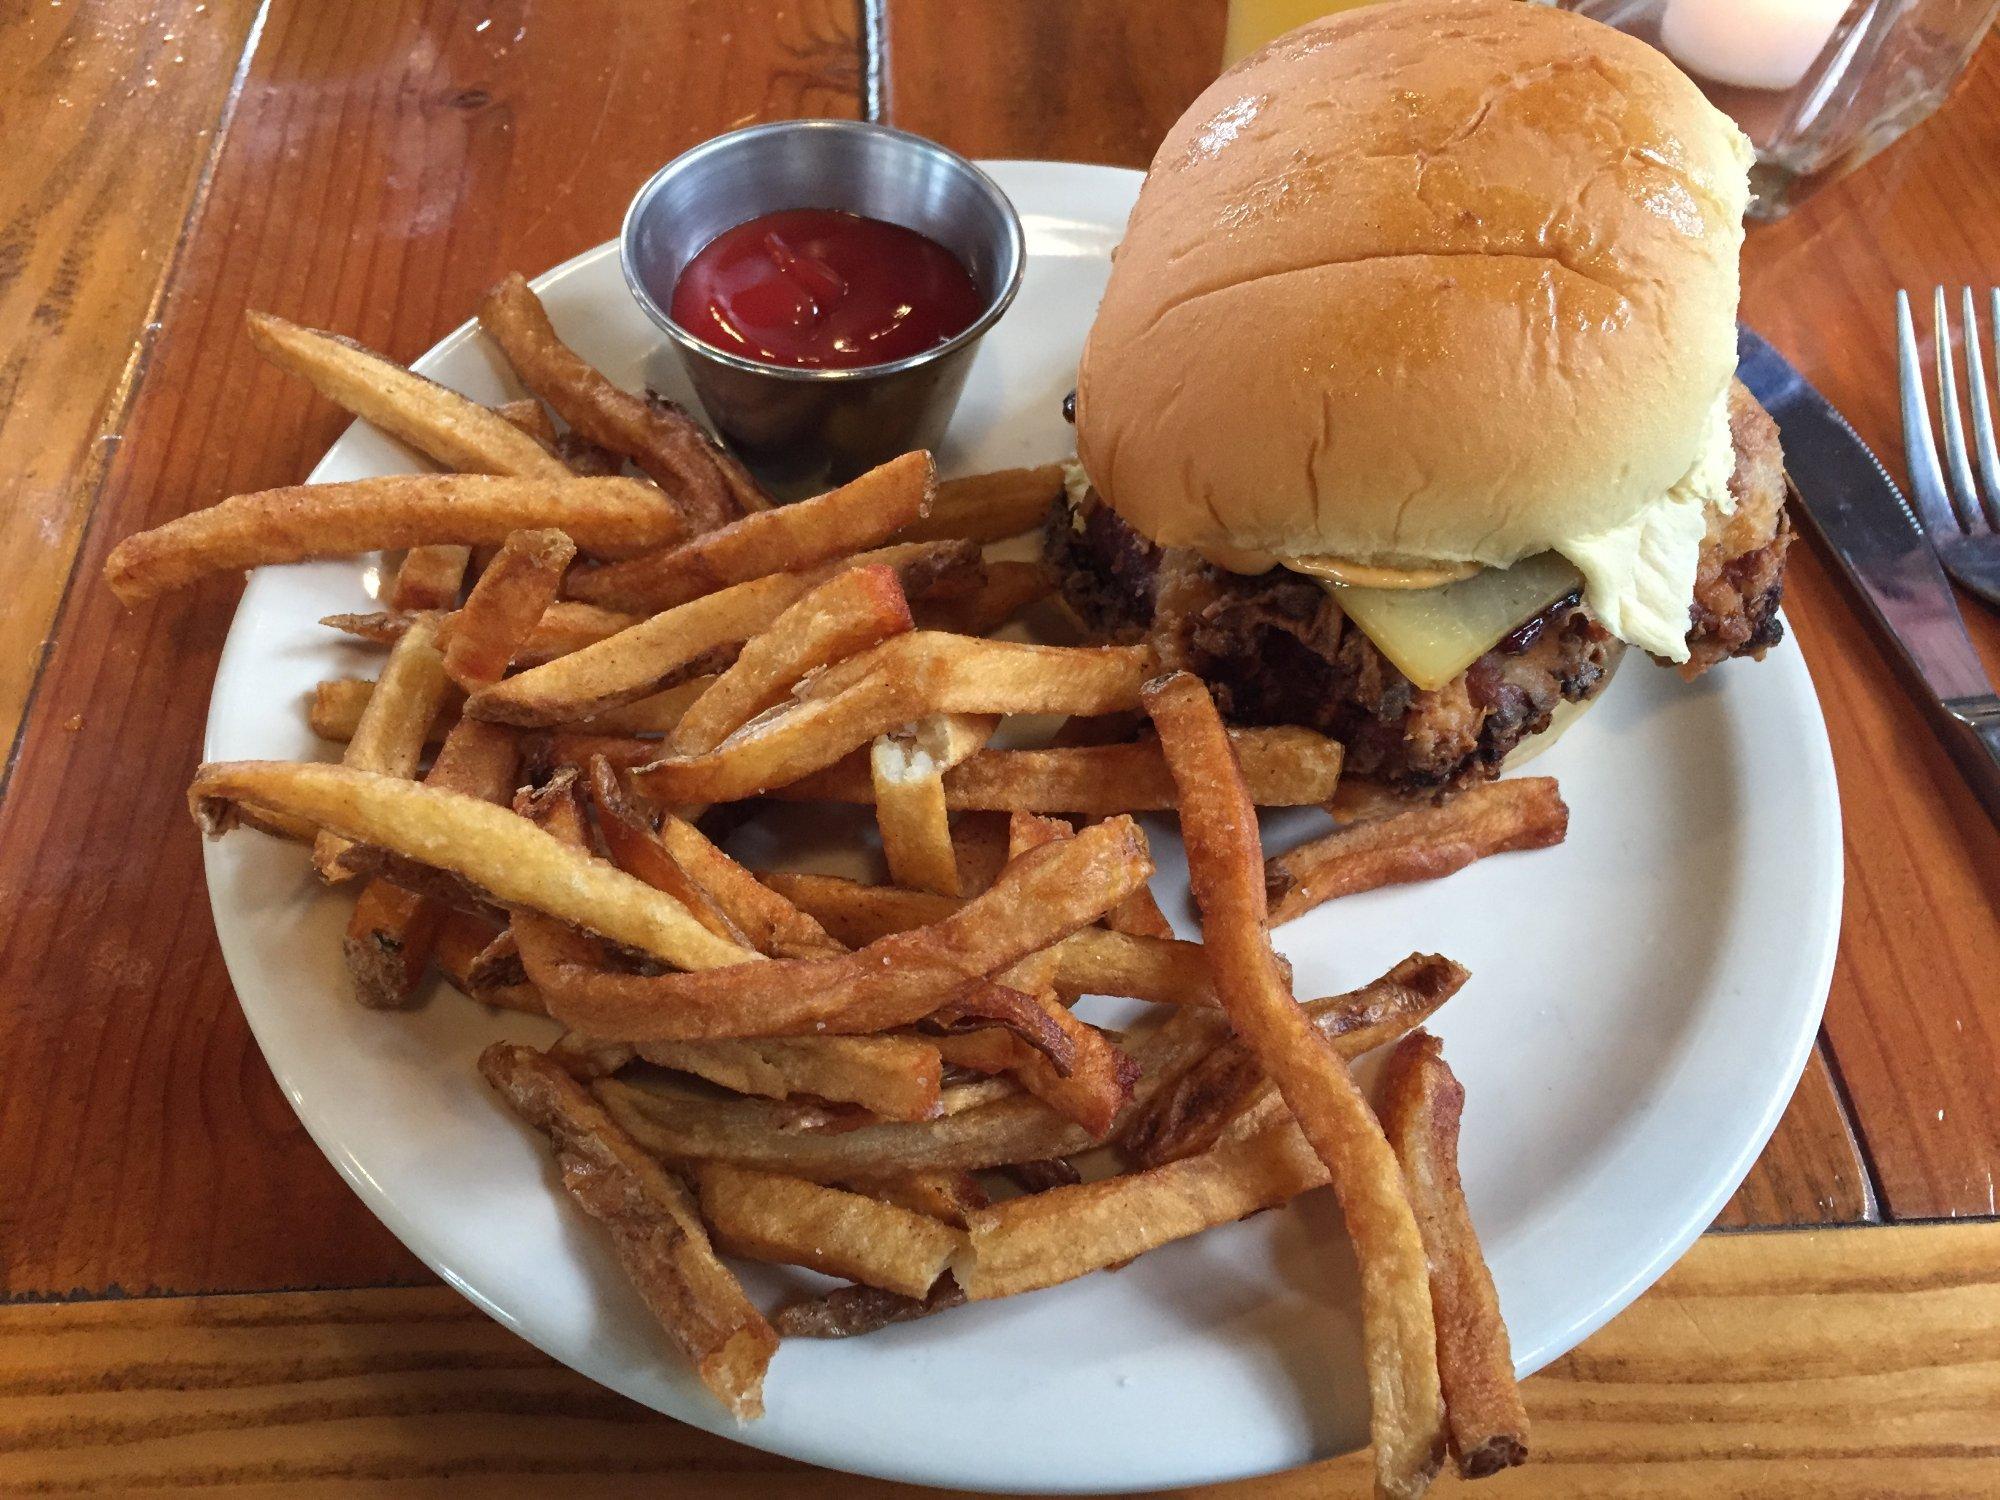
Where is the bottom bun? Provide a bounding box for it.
[1501,642,1626,773]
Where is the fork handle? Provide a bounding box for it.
[1943,695,2000,826]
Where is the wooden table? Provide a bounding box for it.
[2,3,1995,1493]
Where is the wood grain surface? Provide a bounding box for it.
[0,4,1997,1491]
[0,0,262,762]
[883,0,1227,165]
[0,0,864,1299]
[2,1221,1994,1495]
[1738,37,2000,1222]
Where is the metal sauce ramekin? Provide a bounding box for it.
[622,120,1025,497]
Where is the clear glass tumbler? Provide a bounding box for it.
[1554,1,1999,217]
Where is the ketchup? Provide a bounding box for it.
[670,209,983,370]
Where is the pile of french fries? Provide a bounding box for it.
[109,276,1572,1495]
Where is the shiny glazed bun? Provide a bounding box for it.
[1074,0,1754,575]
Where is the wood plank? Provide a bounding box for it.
[1715,1048,1875,1228]
[883,0,1881,1229]
[883,0,1227,166]
[0,0,262,761]
[1,1221,1994,1495]
[1739,38,2000,1222]
[0,0,864,1299]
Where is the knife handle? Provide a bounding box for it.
[1943,695,2000,826]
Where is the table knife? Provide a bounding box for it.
[1738,327,2000,824]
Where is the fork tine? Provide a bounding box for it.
[1968,288,2000,529]
[1899,289,1963,538]
[1934,286,1983,532]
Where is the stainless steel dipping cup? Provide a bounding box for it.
[622,120,1026,497]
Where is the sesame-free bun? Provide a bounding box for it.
[1074,0,1753,574]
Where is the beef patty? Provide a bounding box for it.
[1049,382,1792,794]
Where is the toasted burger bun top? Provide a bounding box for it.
[1074,0,1753,577]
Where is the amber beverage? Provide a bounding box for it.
[1222,0,1379,63]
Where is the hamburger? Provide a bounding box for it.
[1050,0,1792,796]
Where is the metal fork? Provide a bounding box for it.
[1898,287,2000,609]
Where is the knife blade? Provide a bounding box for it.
[1737,326,2000,820]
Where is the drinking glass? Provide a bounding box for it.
[1554,1,1999,217]
[1223,0,1380,64]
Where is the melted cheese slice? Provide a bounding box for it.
[1314,391,1738,676]
[1328,552,1583,691]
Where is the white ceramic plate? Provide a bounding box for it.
[201,161,1843,1493]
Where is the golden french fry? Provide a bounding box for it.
[315,612,454,880]
[630,637,1153,805]
[642,1035,942,1121]
[671,564,914,755]
[492,397,559,449]
[757,871,1233,1009]
[192,761,754,972]
[1145,669,1445,1500]
[308,677,456,744]
[1103,891,1175,939]
[323,598,643,667]
[1324,776,1417,825]
[1124,954,1470,1168]
[467,545,970,728]
[893,463,1065,545]
[105,475,683,605]
[470,571,822,728]
[954,1102,1328,1302]
[599,1074,1090,1180]
[577,677,717,735]
[910,560,1051,636]
[693,1163,964,1299]
[945,812,1137,1139]
[246,311,571,480]
[481,1043,777,1419]
[462,925,528,994]
[479,273,754,531]
[1380,1032,1529,1480]
[773,1276,966,1339]
[1089,814,1177,939]
[388,545,471,610]
[871,740,957,896]
[1267,778,1569,924]
[556,429,629,477]
[584,762,747,947]
[593,1005,1221,1179]
[342,879,444,1010]
[309,675,699,744]
[871,714,997,897]
[841,1170,988,1228]
[521,816,1152,1042]
[507,600,646,662]
[536,733,663,774]
[441,527,577,690]
[949,812,1013,895]
[341,717,521,1006]
[309,677,383,741]
[547,1030,638,1080]
[772,726,1342,814]
[639,803,846,961]
[567,452,935,614]
[932,1024,1135,1142]
[434,912,545,1014]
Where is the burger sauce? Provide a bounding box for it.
[670,208,983,370]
